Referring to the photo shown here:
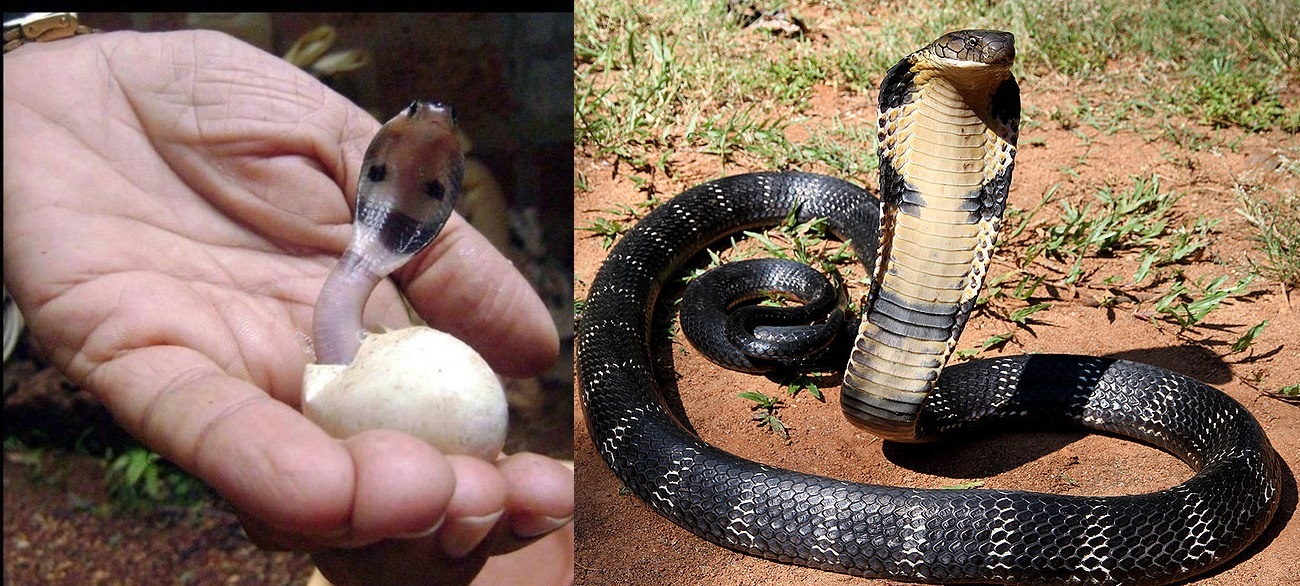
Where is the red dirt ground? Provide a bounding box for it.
[573,78,1299,585]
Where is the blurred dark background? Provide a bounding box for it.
[87,12,574,265]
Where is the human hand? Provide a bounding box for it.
[3,30,572,585]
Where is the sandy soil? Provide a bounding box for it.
[572,65,1300,586]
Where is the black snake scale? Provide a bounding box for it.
[577,30,1281,585]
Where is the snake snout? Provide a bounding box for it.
[931,29,1015,68]
[405,100,457,123]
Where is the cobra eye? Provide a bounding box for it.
[425,180,445,200]
[368,163,388,183]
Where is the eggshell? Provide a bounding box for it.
[303,327,507,461]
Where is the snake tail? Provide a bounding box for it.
[842,30,1020,442]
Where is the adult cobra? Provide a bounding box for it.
[576,30,1281,585]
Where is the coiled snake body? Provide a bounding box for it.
[577,31,1281,584]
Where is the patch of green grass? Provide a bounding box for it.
[105,446,211,515]
[1227,0,1300,72]
[1023,175,1188,283]
[576,216,630,249]
[686,104,790,166]
[737,391,788,439]
[1237,191,1300,288]
[1007,302,1052,325]
[1004,172,1259,335]
[995,0,1299,133]
[740,205,858,272]
[1149,274,1254,329]
[955,332,1015,360]
[763,54,827,105]
[1014,175,1222,290]
[574,2,690,159]
[579,0,1298,177]
[779,115,880,176]
[575,0,1022,169]
[785,375,825,401]
[999,0,1117,76]
[6,434,210,516]
[1052,94,1157,136]
[1185,66,1299,132]
[982,270,1049,306]
[577,199,661,249]
[1231,320,1269,353]
[1132,217,1218,284]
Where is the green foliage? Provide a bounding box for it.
[981,271,1048,306]
[577,199,661,249]
[1007,303,1051,325]
[1025,176,1184,283]
[578,0,1299,173]
[996,0,1299,132]
[1186,68,1298,132]
[1231,320,1268,353]
[785,375,824,401]
[576,217,629,249]
[6,432,210,517]
[1131,217,1218,284]
[737,391,788,439]
[741,205,857,271]
[1237,193,1300,288]
[1150,275,1254,329]
[686,104,788,164]
[105,446,210,514]
[778,116,880,176]
[955,332,1014,360]
[1226,0,1300,72]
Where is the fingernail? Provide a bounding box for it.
[439,511,503,558]
[395,513,446,540]
[511,514,572,539]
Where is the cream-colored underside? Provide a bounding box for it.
[843,65,1015,431]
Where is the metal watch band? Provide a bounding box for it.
[4,12,97,54]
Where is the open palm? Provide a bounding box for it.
[4,30,569,585]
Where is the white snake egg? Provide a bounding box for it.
[302,326,508,461]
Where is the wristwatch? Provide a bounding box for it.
[4,12,97,53]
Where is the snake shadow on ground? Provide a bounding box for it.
[639,279,1296,568]
[885,344,1241,477]
[619,229,1293,580]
